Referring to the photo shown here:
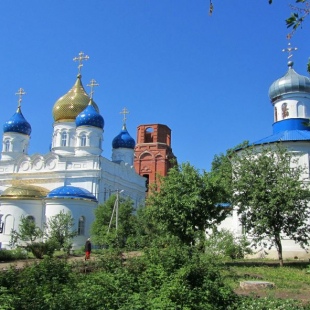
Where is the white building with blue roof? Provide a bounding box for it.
[0,52,146,250]
[220,46,310,259]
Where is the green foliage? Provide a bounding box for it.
[210,140,249,204]
[0,248,28,261]
[91,195,137,249]
[232,296,307,310]
[231,144,310,265]
[0,257,77,309]
[10,211,77,258]
[205,229,253,259]
[26,240,58,259]
[10,216,43,247]
[146,162,228,246]
[46,210,77,254]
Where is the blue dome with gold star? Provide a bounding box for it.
[47,185,97,202]
[112,125,135,149]
[3,107,31,136]
[76,101,104,129]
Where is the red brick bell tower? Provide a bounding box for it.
[134,124,177,192]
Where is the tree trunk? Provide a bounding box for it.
[275,234,283,266]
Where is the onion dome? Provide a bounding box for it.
[112,125,135,149]
[52,75,99,122]
[3,106,31,135]
[76,101,104,129]
[269,61,310,102]
[0,185,48,200]
[46,185,97,202]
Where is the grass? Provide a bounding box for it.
[223,259,310,304]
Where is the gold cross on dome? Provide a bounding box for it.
[73,51,89,75]
[282,42,298,60]
[15,88,26,108]
[120,107,129,125]
[87,79,99,99]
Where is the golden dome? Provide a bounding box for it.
[0,184,49,200]
[52,75,99,122]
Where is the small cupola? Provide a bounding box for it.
[3,88,31,136]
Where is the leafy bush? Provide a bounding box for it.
[231,296,308,309]
[205,229,253,259]
[0,248,28,261]
[26,240,58,258]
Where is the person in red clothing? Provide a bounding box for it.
[84,238,92,260]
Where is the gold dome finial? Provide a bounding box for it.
[73,51,89,76]
[120,107,129,128]
[15,88,26,110]
[87,79,99,100]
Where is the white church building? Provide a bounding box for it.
[221,46,310,259]
[0,52,146,250]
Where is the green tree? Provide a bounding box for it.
[91,195,137,249]
[10,216,43,245]
[10,216,57,258]
[231,144,310,266]
[46,211,77,255]
[146,162,228,247]
[210,140,249,204]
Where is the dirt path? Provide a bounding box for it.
[0,255,87,270]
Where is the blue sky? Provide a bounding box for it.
[0,0,309,171]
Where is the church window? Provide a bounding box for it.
[4,215,14,235]
[4,140,10,152]
[145,127,154,143]
[143,174,149,192]
[61,132,68,147]
[281,103,289,119]
[297,102,305,117]
[78,216,85,235]
[80,134,86,147]
[274,107,278,122]
[27,215,35,222]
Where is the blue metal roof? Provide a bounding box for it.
[46,185,97,202]
[253,129,310,145]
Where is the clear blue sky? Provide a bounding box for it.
[0,0,309,171]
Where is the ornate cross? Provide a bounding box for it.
[73,51,89,75]
[120,107,129,125]
[15,88,26,108]
[87,79,99,99]
[282,42,298,60]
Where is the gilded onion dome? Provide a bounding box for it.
[52,75,99,122]
[0,184,49,200]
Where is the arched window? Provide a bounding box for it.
[281,102,289,119]
[145,127,154,143]
[297,102,305,117]
[27,215,35,222]
[4,215,14,235]
[4,140,10,152]
[78,216,85,236]
[80,134,86,147]
[274,107,278,122]
[61,132,68,147]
